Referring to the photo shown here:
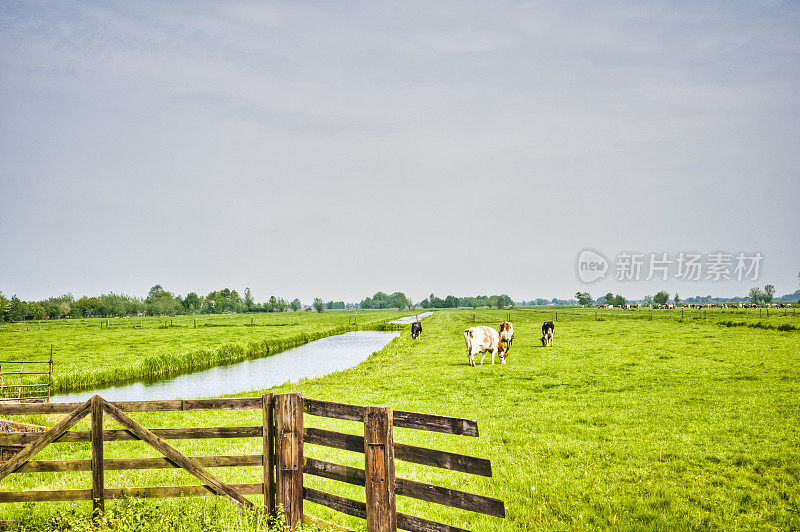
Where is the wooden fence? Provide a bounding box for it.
[0,346,53,403]
[0,393,504,531]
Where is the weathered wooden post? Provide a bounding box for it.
[91,395,104,515]
[48,345,53,402]
[275,393,303,528]
[262,393,276,513]
[365,406,396,532]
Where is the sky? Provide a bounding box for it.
[1,1,799,305]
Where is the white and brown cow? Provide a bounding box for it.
[464,326,507,366]
[499,321,514,351]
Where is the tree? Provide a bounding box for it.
[643,295,653,307]
[313,298,324,313]
[653,291,670,306]
[244,288,254,312]
[749,287,763,304]
[0,291,7,322]
[674,293,680,305]
[183,292,201,313]
[147,285,165,302]
[575,292,592,307]
[763,285,775,304]
[277,298,288,312]
[291,298,301,312]
[28,302,46,320]
[8,296,28,322]
[604,292,614,305]
[613,295,625,307]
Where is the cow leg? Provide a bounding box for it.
[479,351,486,365]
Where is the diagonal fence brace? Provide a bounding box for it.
[0,398,92,482]
[101,398,255,509]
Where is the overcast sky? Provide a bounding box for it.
[1,1,799,304]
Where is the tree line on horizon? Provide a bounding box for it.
[2,282,798,322]
[574,284,797,307]
[0,285,304,322]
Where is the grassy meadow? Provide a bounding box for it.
[1,307,799,530]
[0,310,410,395]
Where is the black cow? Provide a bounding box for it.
[411,321,422,339]
[541,321,555,347]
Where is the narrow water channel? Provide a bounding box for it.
[51,330,400,403]
[389,311,434,324]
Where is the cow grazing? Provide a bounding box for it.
[499,321,514,351]
[411,321,422,339]
[541,321,555,347]
[464,326,507,366]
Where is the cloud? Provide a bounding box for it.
[1,1,799,301]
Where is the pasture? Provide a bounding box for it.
[1,308,799,530]
[0,310,409,395]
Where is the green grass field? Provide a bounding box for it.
[0,310,411,395]
[1,308,799,530]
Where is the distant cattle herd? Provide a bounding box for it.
[597,303,792,310]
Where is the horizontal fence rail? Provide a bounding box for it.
[304,398,480,437]
[0,393,504,532]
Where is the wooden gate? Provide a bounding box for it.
[0,393,504,531]
[0,345,54,403]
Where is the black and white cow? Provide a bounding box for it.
[541,321,555,347]
[411,321,422,340]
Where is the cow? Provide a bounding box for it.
[411,321,422,340]
[541,321,555,347]
[464,326,507,366]
[499,321,514,351]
